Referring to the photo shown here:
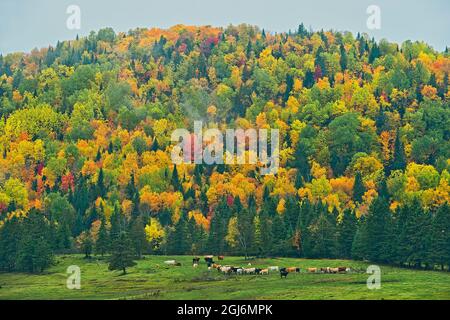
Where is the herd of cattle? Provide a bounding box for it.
[164,256,352,278]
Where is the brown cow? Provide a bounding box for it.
[338,267,347,273]
[218,255,224,261]
[260,268,269,275]
[286,267,300,273]
[307,268,318,273]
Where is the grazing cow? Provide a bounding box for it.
[269,266,279,272]
[193,257,200,265]
[220,266,232,274]
[286,267,299,273]
[280,270,289,278]
[260,269,269,275]
[244,268,256,275]
[307,268,318,273]
[218,255,225,261]
[204,256,214,265]
[320,267,328,273]
[329,268,339,274]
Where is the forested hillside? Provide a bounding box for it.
[0,24,449,273]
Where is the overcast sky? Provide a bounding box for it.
[0,0,448,54]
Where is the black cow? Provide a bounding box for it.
[280,270,289,279]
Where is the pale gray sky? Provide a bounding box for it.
[0,0,449,54]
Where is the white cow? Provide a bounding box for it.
[269,266,279,272]
[164,260,176,265]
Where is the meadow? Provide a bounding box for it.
[0,255,449,300]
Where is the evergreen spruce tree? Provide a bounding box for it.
[308,214,336,258]
[391,130,407,172]
[167,211,191,255]
[339,44,348,70]
[430,204,450,270]
[97,167,106,198]
[351,216,369,261]
[337,209,357,259]
[96,217,110,256]
[129,216,147,258]
[110,203,122,241]
[16,210,54,273]
[364,197,395,263]
[79,231,93,258]
[353,172,366,204]
[108,232,136,275]
[208,197,231,255]
[171,165,181,191]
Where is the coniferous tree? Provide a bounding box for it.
[391,130,407,172]
[96,217,110,256]
[351,216,369,260]
[337,209,357,259]
[16,210,54,273]
[171,165,181,191]
[430,204,450,270]
[167,211,191,255]
[79,231,93,258]
[353,172,366,203]
[108,232,136,275]
[308,213,336,258]
[129,216,147,258]
[208,197,231,255]
[364,197,395,263]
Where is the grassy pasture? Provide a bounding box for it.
[0,255,449,300]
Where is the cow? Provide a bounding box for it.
[244,268,256,275]
[307,268,318,273]
[255,268,262,274]
[230,267,239,274]
[236,268,244,275]
[220,266,232,274]
[212,263,221,269]
[164,260,177,265]
[329,267,339,274]
[320,267,330,273]
[338,267,347,273]
[269,266,279,272]
[286,267,299,273]
[192,257,200,265]
[280,270,289,279]
[218,255,225,261]
[204,255,215,265]
[260,269,269,275]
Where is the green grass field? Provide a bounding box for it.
[0,255,449,300]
